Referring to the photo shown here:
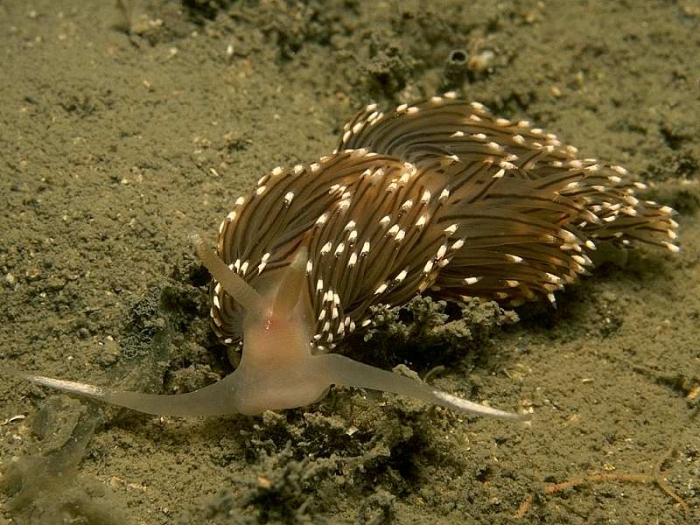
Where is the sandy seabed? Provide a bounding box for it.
[1,1,699,524]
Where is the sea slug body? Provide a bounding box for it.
[210,93,678,351]
[18,93,679,421]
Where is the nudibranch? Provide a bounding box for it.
[20,93,679,422]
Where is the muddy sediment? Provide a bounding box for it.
[1,1,698,523]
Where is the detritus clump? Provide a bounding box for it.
[345,295,518,371]
[188,443,334,525]
[194,423,437,525]
[119,288,169,360]
[356,490,395,525]
[223,377,465,509]
[0,398,127,525]
[365,35,417,98]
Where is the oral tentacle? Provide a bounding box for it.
[16,370,241,417]
[318,354,529,421]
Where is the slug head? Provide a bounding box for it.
[213,241,527,421]
[229,245,332,414]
